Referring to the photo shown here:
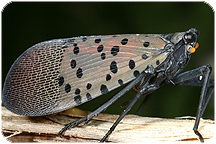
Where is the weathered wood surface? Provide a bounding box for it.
[2,106,214,142]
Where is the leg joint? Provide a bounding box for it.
[144,65,155,74]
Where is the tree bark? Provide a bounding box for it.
[2,107,214,142]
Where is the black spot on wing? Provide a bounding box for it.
[142,54,149,60]
[95,38,101,43]
[129,60,135,69]
[143,42,150,47]
[111,46,119,56]
[86,93,92,101]
[121,38,128,45]
[74,95,82,105]
[156,60,160,65]
[97,45,104,52]
[75,88,81,95]
[110,61,118,74]
[118,79,123,85]
[82,37,87,42]
[133,70,140,77]
[101,53,106,60]
[106,74,111,81]
[65,84,71,93]
[70,59,76,69]
[58,76,64,86]
[100,84,108,94]
[73,45,79,55]
[76,68,83,78]
[86,83,92,90]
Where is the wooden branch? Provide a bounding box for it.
[2,106,214,142]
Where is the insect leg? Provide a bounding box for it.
[171,78,213,119]
[193,65,212,143]
[167,65,213,87]
[101,92,142,142]
[167,65,213,142]
[167,65,214,117]
[58,66,151,137]
[120,93,152,115]
[100,66,155,142]
[135,93,152,115]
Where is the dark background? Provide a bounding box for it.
[2,2,214,119]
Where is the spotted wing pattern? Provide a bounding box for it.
[3,34,169,116]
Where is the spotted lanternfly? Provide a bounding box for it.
[2,28,214,142]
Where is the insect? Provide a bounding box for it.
[2,28,214,142]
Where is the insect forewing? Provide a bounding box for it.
[3,33,171,116]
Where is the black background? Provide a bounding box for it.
[2,2,214,119]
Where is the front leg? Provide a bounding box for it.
[166,65,214,117]
[166,65,213,142]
